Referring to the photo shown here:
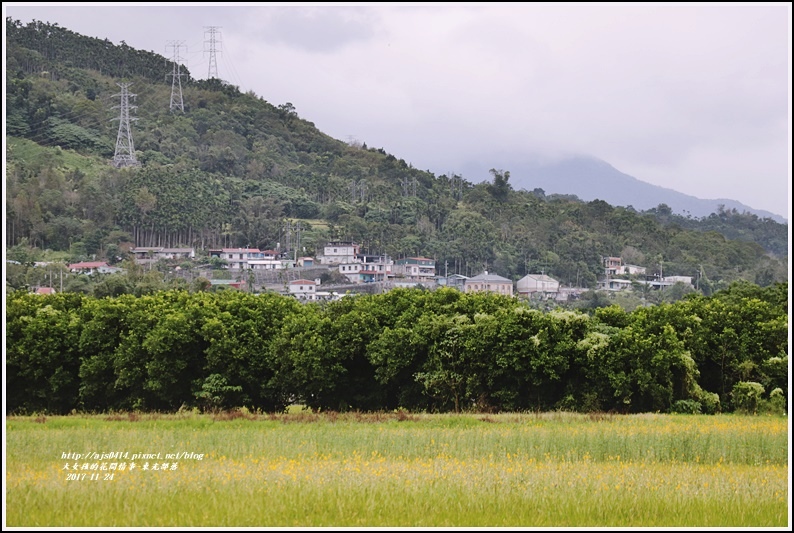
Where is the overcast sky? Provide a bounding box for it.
[4,2,792,218]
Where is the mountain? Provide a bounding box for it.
[4,17,789,291]
[458,156,787,224]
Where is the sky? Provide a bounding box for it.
[3,2,792,218]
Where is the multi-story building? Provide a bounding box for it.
[603,256,622,276]
[394,257,435,283]
[319,241,360,265]
[209,248,265,269]
[338,255,393,283]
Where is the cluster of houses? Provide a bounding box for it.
[598,256,693,291]
[25,244,693,300]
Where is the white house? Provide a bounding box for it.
[289,279,317,298]
[249,260,283,270]
[68,261,122,275]
[599,278,634,291]
[517,274,560,298]
[663,275,693,285]
[319,241,360,265]
[209,248,265,269]
[623,264,646,276]
[130,247,195,264]
[339,254,393,283]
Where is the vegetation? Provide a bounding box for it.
[4,21,788,528]
[5,17,788,292]
[6,282,788,415]
[5,412,787,527]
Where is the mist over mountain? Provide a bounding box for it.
[458,155,787,224]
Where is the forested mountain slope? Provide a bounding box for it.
[5,18,788,290]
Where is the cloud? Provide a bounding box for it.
[4,3,790,217]
[239,6,379,53]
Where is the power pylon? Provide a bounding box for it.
[204,26,222,79]
[110,82,140,168]
[166,40,185,112]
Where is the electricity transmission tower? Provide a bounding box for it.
[166,40,185,112]
[110,82,140,168]
[401,177,417,197]
[449,174,463,198]
[204,26,222,79]
[350,180,368,203]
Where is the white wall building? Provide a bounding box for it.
[517,274,560,298]
[289,279,317,297]
[319,242,360,265]
[209,248,264,269]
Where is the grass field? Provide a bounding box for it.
[4,411,790,527]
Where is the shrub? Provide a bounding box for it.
[670,399,702,414]
[731,381,765,414]
[761,388,787,416]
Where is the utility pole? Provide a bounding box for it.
[294,221,302,262]
[283,220,292,257]
[204,26,222,79]
[110,82,140,168]
[166,40,185,112]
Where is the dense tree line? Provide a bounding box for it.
[6,282,787,415]
[5,17,788,291]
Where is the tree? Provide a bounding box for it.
[487,168,512,203]
[193,373,243,411]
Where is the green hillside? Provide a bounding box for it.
[4,17,788,291]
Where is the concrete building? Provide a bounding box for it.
[394,257,435,283]
[464,271,513,296]
[517,274,560,298]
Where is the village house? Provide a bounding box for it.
[130,247,195,264]
[517,274,560,299]
[33,287,57,295]
[209,248,265,269]
[603,256,623,276]
[623,264,646,276]
[248,254,284,270]
[209,279,246,290]
[289,279,317,298]
[436,273,468,290]
[68,261,122,275]
[394,257,435,283]
[599,278,634,291]
[318,241,360,265]
[464,271,514,296]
